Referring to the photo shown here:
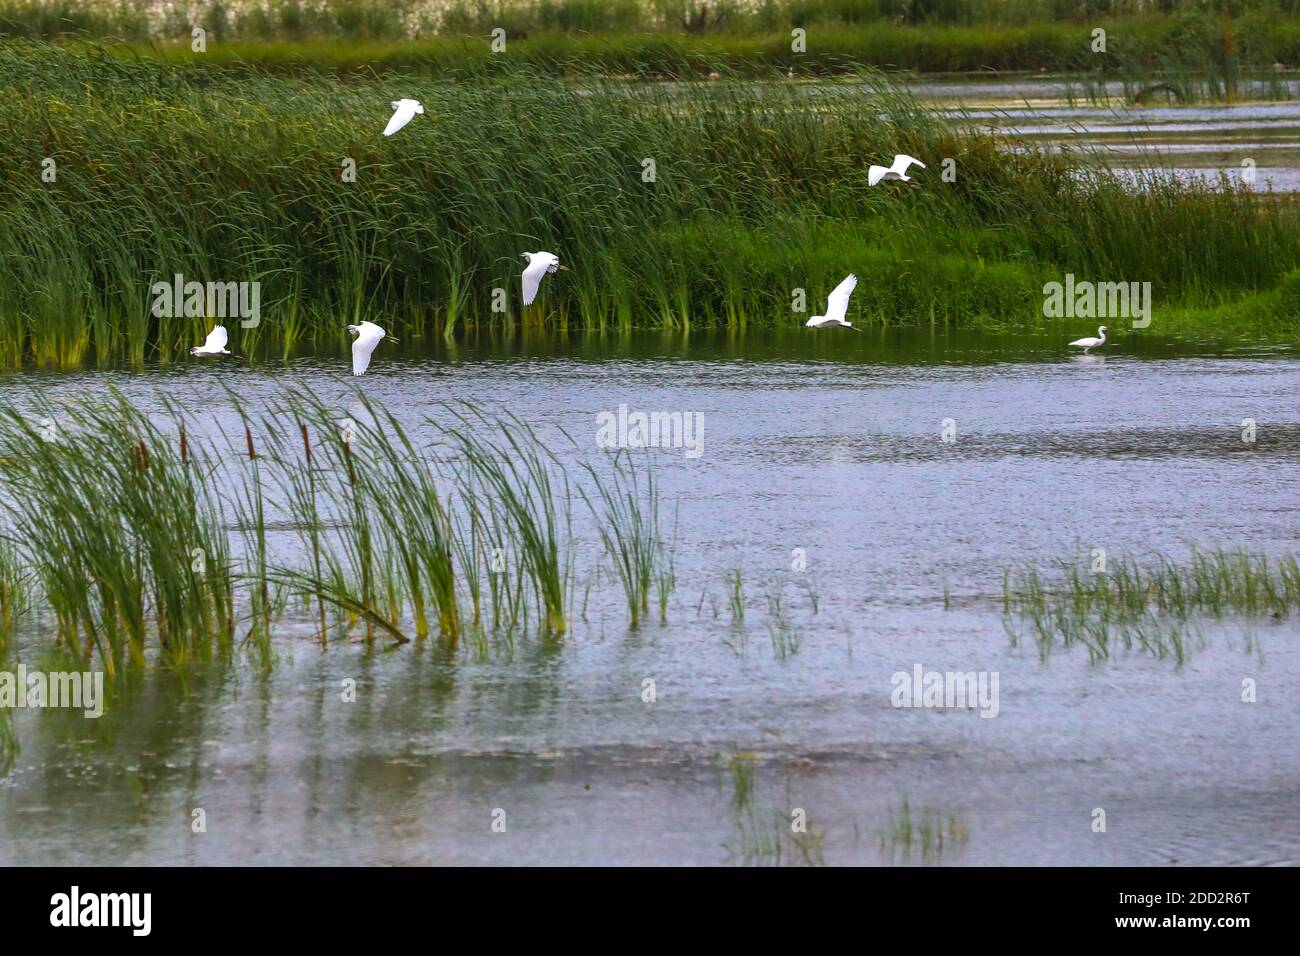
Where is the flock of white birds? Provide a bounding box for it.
[188,102,1106,375]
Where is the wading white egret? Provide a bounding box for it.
[868,154,926,186]
[805,274,861,331]
[1069,325,1108,354]
[348,321,397,375]
[191,325,231,356]
[383,99,424,136]
[520,251,565,306]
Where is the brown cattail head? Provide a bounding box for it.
[179,425,189,463]
[300,422,312,466]
[245,424,256,460]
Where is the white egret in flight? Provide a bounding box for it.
[191,325,232,356]
[383,99,424,136]
[1069,326,1108,354]
[348,321,397,376]
[805,274,861,331]
[520,251,566,306]
[869,154,926,186]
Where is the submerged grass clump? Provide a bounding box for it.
[0,41,1297,367]
[1003,548,1300,663]
[722,754,825,867]
[878,797,970,863]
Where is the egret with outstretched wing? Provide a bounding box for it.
[383,99,424,136]
[869,154,926,186]
[348,321,394,375]
[806,274,861,331]
[191,325,231,356]
[520,251,563,306]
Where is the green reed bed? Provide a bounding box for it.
[1,40,1298,367]
[1003,548,1300,663]
[7,0,1300,81]
[12,1,1298,45]
[0,387,673,675]
[129,20,1300,89]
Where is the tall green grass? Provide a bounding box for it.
[0,393,237,674]
[0,387,671,673]
[5,1,1300,74]
[1,40,1296,366]
[124,21,1300,84]
[581,452,669,627]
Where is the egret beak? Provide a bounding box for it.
[387,336,400,343]
[558,265,570,271]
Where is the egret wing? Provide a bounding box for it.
[823,274,858,324]
[868,165,890,186]
[204,325,228,351]
[352,327,383,375]
[894,154,926,174]
[384,101,416,136]
[521,258,549,305]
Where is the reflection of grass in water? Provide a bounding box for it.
[0,708,13,773]
[0,537,28,656]
[1004,549,1300,664]
[879,797,970,864]
[722,754,825,867]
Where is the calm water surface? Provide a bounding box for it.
[1,328,1298,865]
[815,73,1300,192]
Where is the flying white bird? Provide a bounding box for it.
[868,154,926,186]
[1069,325,1108,354]
[191,325,231,356]
[805,274,860,331]
[383,99,424,136]
[348,321,396,376]
[520,251,565,306]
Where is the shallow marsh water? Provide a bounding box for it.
[1,327,1298,865]
[807,73,1300,192]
